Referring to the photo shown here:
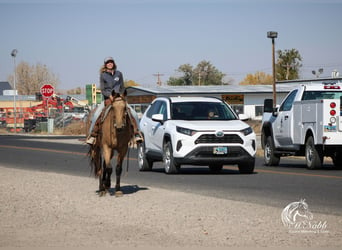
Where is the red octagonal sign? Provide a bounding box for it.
[40,84,54,97]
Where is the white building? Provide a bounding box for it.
[126,78,342,120]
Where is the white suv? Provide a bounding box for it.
[138,96,256,174]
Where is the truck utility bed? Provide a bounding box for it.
[293,99,342,145]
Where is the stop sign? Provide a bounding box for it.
[40,84,54,97]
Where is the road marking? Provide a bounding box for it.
[223,166,342,179]
[1,144,341,179]
[0,145,86,156]
[0,144,138,160]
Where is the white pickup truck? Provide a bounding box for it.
[261,81,342,169]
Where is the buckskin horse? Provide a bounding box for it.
[88,90,133,197]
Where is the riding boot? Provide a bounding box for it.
[86,103,109,145]
[127,107,143,143]
[86,117,100,145]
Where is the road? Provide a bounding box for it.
[0,134,341,216]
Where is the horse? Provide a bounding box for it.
[281,199,313,227]
[88,90,133,197]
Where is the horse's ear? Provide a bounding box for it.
[123,88,127,97]
[111,90,116,96]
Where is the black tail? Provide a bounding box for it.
[88,141,102,177]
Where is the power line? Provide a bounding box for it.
[153,72,164,86]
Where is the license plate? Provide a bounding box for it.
[213,146,228,155]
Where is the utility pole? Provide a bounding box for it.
[153,72,164,86]
[198,71,201,86]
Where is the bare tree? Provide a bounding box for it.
[8,61,60,95]
[239,71,273,85]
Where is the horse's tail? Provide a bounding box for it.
[88,141,102,177]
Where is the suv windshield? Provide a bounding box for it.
[171,101,237,121]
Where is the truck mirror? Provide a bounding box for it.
[263,99,273,112]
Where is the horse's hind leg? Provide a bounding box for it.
[98,166,106,197]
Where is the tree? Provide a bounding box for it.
[167,64,193,86]
[8,61,60,95]
[167,61,228,86]
[66,87,82,95]
[276,49,302,81]
[124,80,140,87]
[239,71,273,85]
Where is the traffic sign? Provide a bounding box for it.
[40,84,54,97]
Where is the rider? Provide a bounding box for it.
[86,56,143,145]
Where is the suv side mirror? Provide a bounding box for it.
[238,114,248,121]
[152,113,164,124]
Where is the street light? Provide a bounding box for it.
[11,49,18,133]
[267,31,278,108]
[312,68,323,78]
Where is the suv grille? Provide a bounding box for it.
[195,134,243,144]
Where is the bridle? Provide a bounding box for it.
[112,95,128,129]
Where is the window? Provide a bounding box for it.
[302,91,342,100]
[279,89,298,111]
[255,106,263,116]
[146,100,167,120]
[146,101,162,118]
[231,104,244,115]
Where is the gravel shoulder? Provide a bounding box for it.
[0,164,341,248]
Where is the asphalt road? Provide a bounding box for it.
[0,134,341,216]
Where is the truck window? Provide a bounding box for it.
[279,89,298,111]
[302,91,342,100]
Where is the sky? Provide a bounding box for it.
[1,0,342,91]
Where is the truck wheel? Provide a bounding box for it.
[238,159,255,174]
[163,141,180,174]
[332,152,342,169]
[264,136,280,166]
[137,141,153,171]
[305,136,323,169]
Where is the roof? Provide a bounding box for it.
[126,78,342,97]
[169,96,222,103]
[0,82,12,95]
[126,83,304,96]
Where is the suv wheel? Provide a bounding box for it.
[332,152,342,169]
[238,159,255,174]
[264,136,280,166]
[163,141,180,174]
[209,164,223,172]
[137,141,153,171]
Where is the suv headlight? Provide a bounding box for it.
[241,126,253,136]
[176,126,197,136]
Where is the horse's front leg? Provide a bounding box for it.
[114,148,128,197]
[114,162,123,197]
[99,146,113,196]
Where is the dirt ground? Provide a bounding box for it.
[0,163,341,248]
[1,121,341,248]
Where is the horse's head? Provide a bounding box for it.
[295,199,313,221]
[281,199,313,226]
[111,90,127,130]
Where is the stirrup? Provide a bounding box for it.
[86,136,96,145]
[134,133,143,143]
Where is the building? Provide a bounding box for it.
[126,78,342,120]
[0,81,12,95]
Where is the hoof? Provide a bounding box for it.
[115,191,123,197]
[98,190,107,197]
